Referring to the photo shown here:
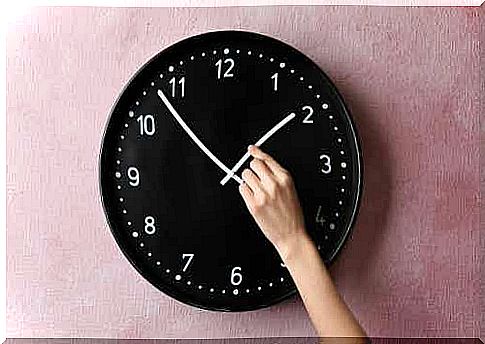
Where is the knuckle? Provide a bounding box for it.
[242,169,251,180]
[266,179,278,197]
[281,171,292,185]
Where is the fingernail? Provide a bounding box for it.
[248,145,253,151]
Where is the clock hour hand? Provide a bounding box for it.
[157,89,243,184]
[220,112,296,186]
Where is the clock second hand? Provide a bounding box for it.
[157,89,243,184]
[219,112,296,186]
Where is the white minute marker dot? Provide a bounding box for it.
[322,103,329,109]
[248,50,252,55]
[341,188,345,193]
[342,176,346,180]
[143,91,146,96]
[116,160,120,165]
[187,281,191,285]
[118,147,122,152]
[175,274,181,281]
[270,58,274,62]
[151,82,154,86]
[190,56,194,60]
[122,210,127,214]
[168,66,174,72]
[341,162,347,168]
[156,261,161,266]
[334,127,338,131]
[290,69,295,73]
[119,197,123,202]
[127,221,131,225]
[340,150,344,155]
[165,269,170,273]
[222,290,226,294]
[159,73,163,79]
[210,288,214,292]
[233,289,239,295]
[117,185,121,190]
[213,50,217,54]
[259,54,263,58]
[279,62,285,68]
[339,201,343,205]
[330,223,336,230]
[201,52,206,56]
[128,111,134,117]
[258,286,262,291]
[140,243,144,247]
[308,85,313,89]
[179,61,183,65]
[198,285,202,289]
[148,252,152,257]
[132,232,138,238]
[269,283,273,287]
[236,49,240,53]
[120,135,124,140]
[280,277,284,282]
[115,172,121,178]
[246,289,250,293]
[224,48,229,54]
[329,115,334,119]
[316,94,321,98]
[124,124,128,128]
[338,138,342,143]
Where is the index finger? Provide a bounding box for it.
[248,145,286,175]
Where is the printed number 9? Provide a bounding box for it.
[127,167,139,186]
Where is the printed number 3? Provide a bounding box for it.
[320,154,331,174]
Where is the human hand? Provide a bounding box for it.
[238,145,308,260]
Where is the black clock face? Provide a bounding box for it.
[100,31,362,312]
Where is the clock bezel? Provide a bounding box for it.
[99,30,364,312]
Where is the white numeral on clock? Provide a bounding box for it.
[144,215,156,235]
[216,58,235,79]
[319,154,332,174]
[230,266,242,286]
[182,253,194,272]
[316,205,325,226]
[302,106,314,124]
[169,76,185,98]
[127,167,139,186]
[271,72,278,91]
[137,115,155,136]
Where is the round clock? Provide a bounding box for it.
[100,30,362,312]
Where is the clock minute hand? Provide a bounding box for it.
[220,112,296,186]
[157,89,243,184]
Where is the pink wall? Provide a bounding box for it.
[6,5,482,339]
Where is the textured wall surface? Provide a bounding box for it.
[6,5,482,339]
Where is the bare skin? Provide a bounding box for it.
[239,145,367,341]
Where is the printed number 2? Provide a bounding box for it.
[302,106,314,124]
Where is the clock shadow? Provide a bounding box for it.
[327,82,394,289]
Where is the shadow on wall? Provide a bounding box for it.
[331,80,394,285]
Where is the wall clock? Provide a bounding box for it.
[100,30,362,312]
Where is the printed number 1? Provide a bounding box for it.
[271,72,278,91]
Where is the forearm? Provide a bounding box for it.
[277,232,367,339]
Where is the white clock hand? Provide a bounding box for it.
[157,89,243,184]
[220,112,296,185]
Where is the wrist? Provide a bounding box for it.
[275,229,314,265]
